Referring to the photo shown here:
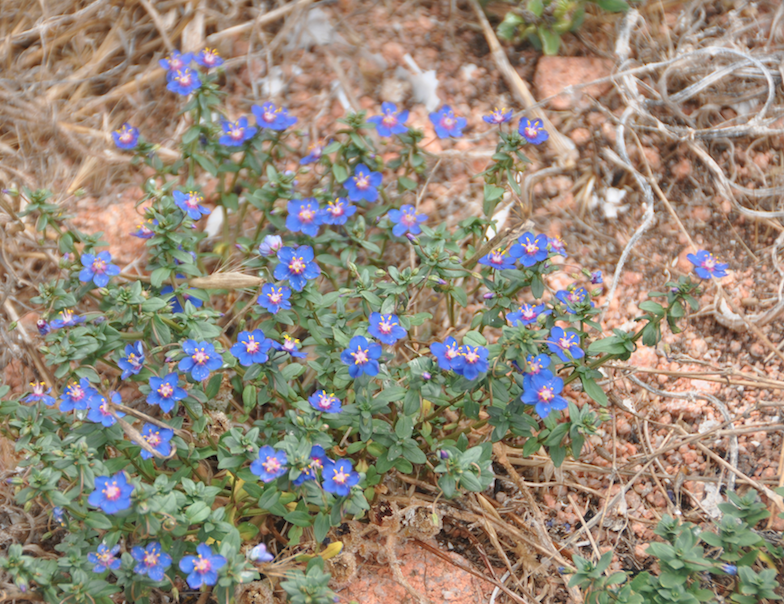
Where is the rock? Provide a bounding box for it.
[534,56,615,110]
[570,127,591,146]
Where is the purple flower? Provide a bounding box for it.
[368,102,409,137]
[546,326,585,362]
[159,50,193,72]
[518,117,549,145]
[548,237,567,257]
[88,472,134,514]
[24,381,55,406]
[178,340,223,381]
[249,543,275,563]
[173,190,210,220]
[179,543,226,590]
[112,123,139,149]
[483,107,513,125]
[322,459,360,497]
[367,312,407,346]
[252,102,297,131]
[687,250,728,279]
[132,219,157,239]
[230,329,272,366]
[344,163,382,203]
[286,198,323,237]
[118,341,145,380]
[147,373,187,413]
[87,392,125,427]
[272,334,308,358]
[300,140,326,165]
[590,271,603,285]
[258,234,283,256]
[36,319,51,335]
[506,303,550,326]
[250,446,288,482]
[60,378,98,412]
[388,205,427,237]
[140,423,174,460]
[452,345,489,381]
[320,198,356,226]
[195,47,224,69]
[219,117,257,146]
[430,336,461,371]
[257,284,292,315]
[479,248,517,271]
[79,251,120,288]
[88,544,122,574]
[131,541,172,581]
[555,287,592,314]
[274,245,320,291]
[167,67,201,96]
[429,106,467,139]
[422,371,432,380]
[308,390,342,414]
[340,335,382,378]
[509,232,549,267]
[521,373,567,419]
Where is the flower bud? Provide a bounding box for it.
[406,233,416,242]
[258,235,283,256]
[439,450,449,460]
[483,292,494,300]
[422,372,431,380]
[721,564,737,576]
[36,319,50,336]
[249,543,274,563]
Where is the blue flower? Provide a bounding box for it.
[549,236,567,257]
[258,234,283,256]
[50,309,83,330]
[179,543,226,590]
[88,544,122,574]
[257,284,292,315]
[429,106,467,138]
[340,335,383,378]
[483,107,513,125]
[219,117,257,146]
[521,373,567,419]
[179,340,223,381]
[173,190,210,220]
[230,329,272,366]
[320,198,356,226]
[274,245,320,291]
[451,345,488,381]
[591,271,603,285]
[112,123,139,149]
[24,381,55,406]
[60,378,98,412]
[252,102,297,131]
[720,563,737,576]
[506,303,550,326]
[161,284,204,313]
[140,423,174,460]
[368,312,407,346]
[344,163,382,203]
[36,319,51,335]
[79,251,120,288]
[293,445,330,486]
[249,543,275,563]
[300,140,326,165]
[522,354,554,391]
[132,219,157,239]
[322,459,360,497]
[272,334,308,358]
[195,47,224,69]
[388,205,427,237]
[309,390,342,414]
[118,341,145,380]
[286,198,323,237]
[87,392,125,427]
[368,102,409,137]
[88,472,134,514]
[167,67,201,95]
[687,250,728,279]
[518,117,549,145]
[52,507,66,528]
[478,248,516,270]
[147,373,187,413]
[509,232,549,267]
[159,50,193,72]
[546,326,585,362]
[555,287,592,314]
[131,542,172,582]
[430,336,461,371]
[250,446,288,483]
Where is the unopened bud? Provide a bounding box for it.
[422,372,431,380]
[483,292,494,300]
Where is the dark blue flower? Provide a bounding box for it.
[167,67,201,96]
[179,543,226,590]
[555,287,592,314]
[173,190,210,220]
[24,381,55,406]
[590,271,603,285]
[429,106,467,139]
[518,117,549,145]
[250,446,288,483]
[320,198,356,226]
[388,205,427,237]
[118,341,145,380]
[451,345,488,381]
[293,445,330,487]
[344,163,382,203]
[87,392,125,427]
[52,507,66,528]
[161,285,203,313]
[687,250,728,279]
[274,245,320,291]
[522,354,554,391]
[509,232,549,267]
[483,107,513,125]
[159,50,193,72]
[147,373,187,413]
[252,102,297,131]
[179,340,223,381]
[548,236,567,257]
[720,563,737,576]
[140,423,174,460]
[60,378,98,412]
[546,326,585,362]
[79,251,120,288]
[131,219,157,239]
[368,102,409,137]
[88,544,122,574]
[286,198,323,237]
[479,248,516,270]
[112,123,139,149]
[50,309,83,329]
[367,312,407,346]
[431,336,461,371]
[322,459,360,497]
[340,335,382,378]
[230,329,272,366]
[506,303,550,326]
[300,140,326,165]
[308,390,342,414]
[521,373,567,419]
[36,319,51,335]
[258,234,283,256]
[88,472,134,514]
[249,543,275,563]
[195,47,224,69]
[257,284,292,315]
[219,117,257,146]
[131,541,172,581]
[272,334,308,358]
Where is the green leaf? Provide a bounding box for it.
[581,376,608,406]
[398,176,418,191]
[592,0,629,12]
[193,153,218,177]
[527,0,544,17]
[538,26,561,55]
[395,416,414,440]
[483,184,505,217]
[314,512,331,543]
[150,267,171,288]
[332,163,349,183]
[284,510,313,527]
[463,330,488,348]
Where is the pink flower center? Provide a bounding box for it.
[491,252,503,264]
[229,124,244,140]
[538,387,554,402]
[178,72,192,86]
[99,401,111,416]
[263,457,281,474]
[530,361,541,373]
[525,243,538,254]
[194,557,212,574]
[282,336,298,352]
[246,338,260,353]
[525,127,538,139]
[147,432,161,447]
[104,484,121,501]
[32,383,45,395]
[703,256,716,269]
[70,386,84,401]
[185,192,202,208]
[522,307,535,319]
[268,291,282,304]
[119,130,133,143]
[559,337,575,350]
[170,58,184,70]
[299,207,315,222]
[445,347,459,360]
[318,393,334,410]
[379,319,394,334]
[263,110,276,123]
[289,257,306,274]
[354,174,369,190]
[352,347,368,365]
[442,116,455,129]
[145,552,159,567]
[464,349,479,364]
[159,383,173,398]
[401,212,417,226]
[92,258,107,274]
[568,292,580,303]
[333,469,349,485]
[382,113,397,126]
[202,50,218,65]
[328,202,343,216]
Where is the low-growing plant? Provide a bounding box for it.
[0,47,729,603]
